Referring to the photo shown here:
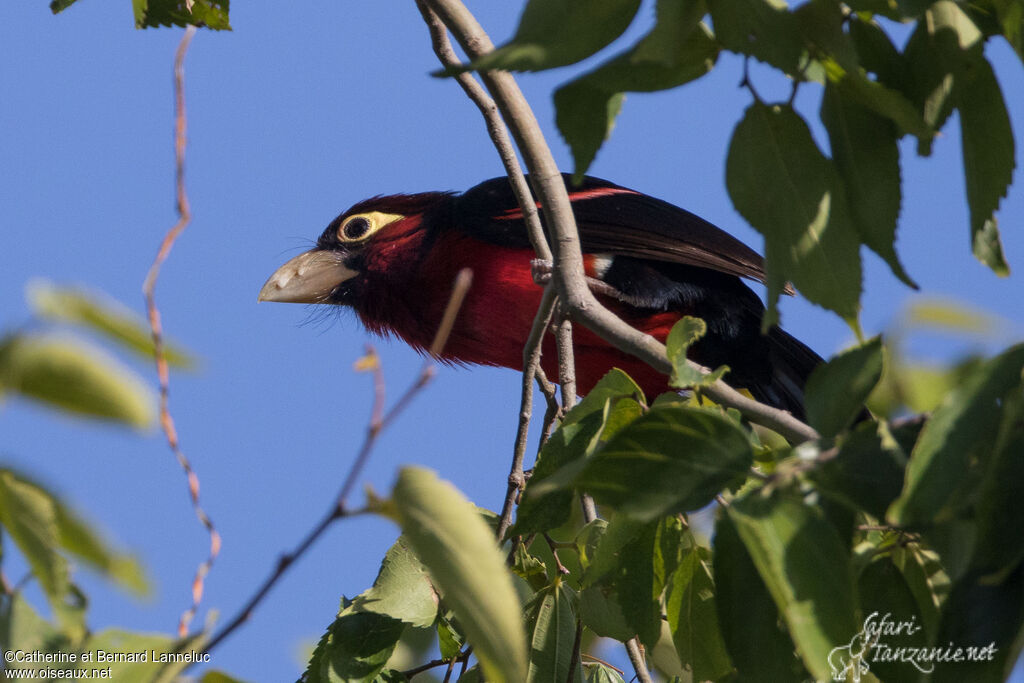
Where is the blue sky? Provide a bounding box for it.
[2,1,1023,680]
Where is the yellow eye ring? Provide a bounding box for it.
[336,211,406,244]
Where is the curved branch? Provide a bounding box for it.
[414,0,550,262]
[422,0,818,444]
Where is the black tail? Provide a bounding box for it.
[744,327,823,423]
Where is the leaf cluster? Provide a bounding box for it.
[302,315,1024,682]
[50,0,231,31]
[0,282,245,682]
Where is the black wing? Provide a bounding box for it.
[454,174,792,294]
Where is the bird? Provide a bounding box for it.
[258,175,823,420]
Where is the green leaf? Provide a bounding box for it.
[970,218,1011,276]
[556,88,625,181]
[133,0,232,30]
[605,521,662,649]
[578,584,633,642]
[0,334,155,429]
[0,467,149,597]
[903,298,1005,335]
[437,613,466,661]
[868,355,973,417]
[726,103,862,328]
[713,513,805,681]
[848,18,909,91]
[201,672,251,683]
[583,515,647,588]
[727,491,859,680]
[0,594,75,672]
[391,468,527,682]
[583,661,626,682]
[302,603,405,683]
[578,515,661,647]
[514,412,604,534]
[839,68,933,141]
[28,281,196,368]
[958,57,1015,276]
[803,336,882,437]
[571,405,753,521]
[665,549,732,680]
[653,515,691,596]
[821,84,917,289]
[983,0,1024,64]
[512,543,550,592]
[49,0,81,13]
[929,565,1024,683]
[574,519,608,574]
[856,555,931,683]
[82,629,207,681]
[454,0,641,72]
[809,422,907,519]
[904,1,984,155]
[888,544,947,640]
[524,581,582,683]
[555,0,717,177]
[0,471,69,608]
[567,369,646,426]
[709,0,806,74]
[971,389,1024,579]
[888,343,1024,526]
[352,537,439,628]
[515,370,644,534]
[665,317,729,389]
[53,502,149,598]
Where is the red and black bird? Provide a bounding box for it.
[259,175,822,419]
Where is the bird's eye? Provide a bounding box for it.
[341,216,372,241]
[329,211,405,246]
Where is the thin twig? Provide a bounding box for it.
[543,533,571,575]
[422,0,819,445]
[534,366,559,414]
[402,648,473,679]
[202,269,474,655]
[554,314,577,408]
[581,653,625,675]
[414,0,550,263]
[141,25,218,638]
[625,638,654,683]
[496,284,557,541]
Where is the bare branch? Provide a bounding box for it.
[202,269,474,655]
[421,0,819,445]
[554,313,578,408]
[140,25,220,638]
[625,638,654,683]
[497,284,557,541]
[414,0,550,263]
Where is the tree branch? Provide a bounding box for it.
[421,0,819,445]
[141,25,220,638]
[625,638,654,683]
[497,284,557,541]
[414,0,550,263]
